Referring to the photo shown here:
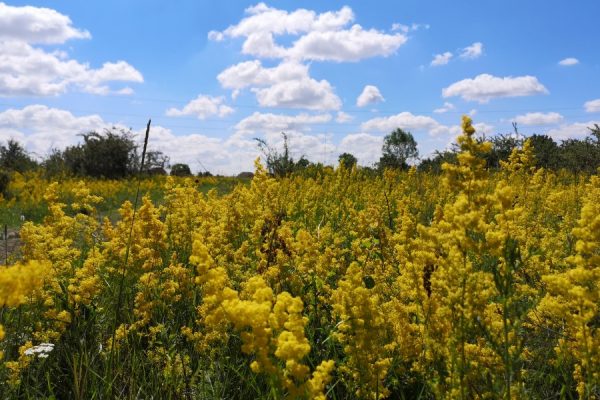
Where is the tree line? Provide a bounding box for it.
[1,122,599,193]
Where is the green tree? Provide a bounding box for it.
[170,163,192,176]
[485,133,522,168]
[338,152,358,169]
[378,128,418,170]
[42,148,70,178]
[418,150,457,173]
[62,128,139,179]
[0,139,37,173]
[559,138,600,174]
[528,134,559,169]
[144,150,170,173]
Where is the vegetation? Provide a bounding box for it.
[338,152,358,169]
[0,116,598,399]
[170,163,192,177]
[378,128,418,170]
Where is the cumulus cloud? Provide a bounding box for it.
[253,78,341,110]
[546,121,600,141]
[336,111,353,123]
[512,112,563,126]
[0,41,143,97]
[584,99,600,113]
[361,112,448,135]
[231,111,336,164]
[209,3,407,62]
[0,105,383,174]
[0,104,256,174]
[0,2,90,44]
[446,122,495,140]
[433,102,455,113]
[460,42,483,59]
[338,133,383,165]
[212,3,354,39]
[558,57,579,66]
[356,85,384,107]
[0,105,107,157]
[234,112,330,134]
[217,60,340,110]
[431,52,452,66]
[166,95,234,119]
[442,74,548,103]
[288,25,407,62]
[217,60,308,90]
[0,4,142,96]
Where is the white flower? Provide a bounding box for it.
[24,342,54,358]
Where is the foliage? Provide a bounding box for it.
[378,128,418,170]
[0,140,37,173]
[0,170,9,198]
[255,132,310,177]
[338,152,358,169]
[484,133,523,168]
[170,163,192,177]
[61,128,139,179]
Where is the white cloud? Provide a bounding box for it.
[231,111,336,165]
[0,105,340,175]
[233,112,331,137]
[391,23,429,33]
[216,3,354,39]
[218,60,340,110]
[116,87,134,95]
[0,2,90,44]
[0,41,143,97]
[0,105,107,157]
[442,74,548,103]
[434,102,455,113]
[431,52,452,66]
[356,85,384,107]
[361,112,448,135]
[546,121,600,141]
[166,95,234,119]
[473,122,494,135]
[217,60,308,90]
[0,4,142,97]
[0,104,256,175]
[288,25,407,62]
[391,23,409,33]
[336,111,353,123]
[558,57,579,66]
[253,78,341,110]
[513,112,563,126]
[209,4,407,62]
[138,125,260,175]
[584,99,600,113]
[460,42,483,59]
[447,122,495,139]
[338,133,383,165]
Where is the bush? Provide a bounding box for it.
[170,163,192,176]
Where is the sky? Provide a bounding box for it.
[0,1,599,174]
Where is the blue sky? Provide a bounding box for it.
[1,1,599,174]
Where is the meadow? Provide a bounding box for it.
[0,116,598,399]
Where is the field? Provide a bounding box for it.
[0,117,599,399]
